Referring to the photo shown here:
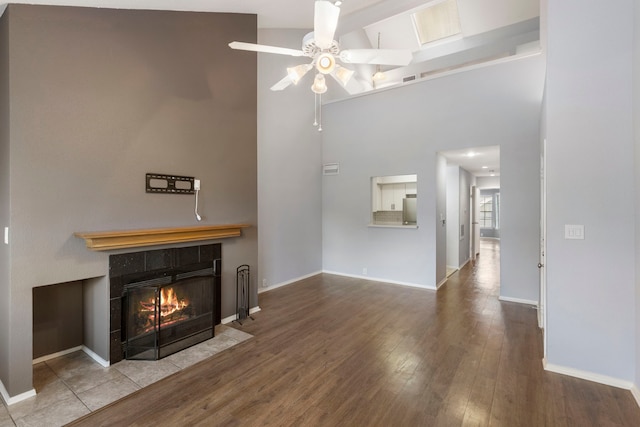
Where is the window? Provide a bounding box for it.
[479,195,493,228]
[412,0,462,45]
[479,192,500,229]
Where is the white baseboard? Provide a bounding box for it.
[498,296,538,306]
[543,358,635,391]
[436,277,447,290]
[0,379,36,406]
[258,271,322,294]
[33,345,109,368]
[322,270,437,291]
[631,384,640,408]
[221,306,261,325]
[82,346,110,368]
[32,345,83,365]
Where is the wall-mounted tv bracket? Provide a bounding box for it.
[146,173,195,194]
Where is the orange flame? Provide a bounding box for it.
[159,287,188,317]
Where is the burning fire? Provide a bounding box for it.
[159,287,188,316]
[139,287,189,319]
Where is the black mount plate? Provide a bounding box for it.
[146,173,195,194]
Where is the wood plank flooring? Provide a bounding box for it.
[68,239,640,426]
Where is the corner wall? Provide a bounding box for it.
[257,29,322,291]
[3,5,257,399]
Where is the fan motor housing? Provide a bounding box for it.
[302,31,340,57]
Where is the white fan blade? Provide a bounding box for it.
[314,1,340,50]
[339,49,413,66]
[229,41,305,57]
[270,75,294,91]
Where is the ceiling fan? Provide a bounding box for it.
[228,0,413,97]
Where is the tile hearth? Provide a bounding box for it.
[0,325,252,427]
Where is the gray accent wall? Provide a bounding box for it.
[545,0,635,381]
[322,54,543,292]
[2,5,257,398]
[257,29,322,290]
[0,5,10,398]
[635,0,640,393]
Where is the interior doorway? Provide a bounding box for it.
[438,145,500,287]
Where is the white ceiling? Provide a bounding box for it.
[439,145,500,178]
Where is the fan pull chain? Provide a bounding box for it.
[313,93,318,127]
[318,94,323,132]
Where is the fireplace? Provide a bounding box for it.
[109,244,221,363]
[122,263,216,360]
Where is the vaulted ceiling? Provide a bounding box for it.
[3,0,539,176]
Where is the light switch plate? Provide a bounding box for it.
[564,224,584,240]
[4,227,8,244]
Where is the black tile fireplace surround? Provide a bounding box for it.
[109,244,221,364]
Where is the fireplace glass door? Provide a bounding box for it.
[124,268,215,360]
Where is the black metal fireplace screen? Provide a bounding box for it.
[122,263,216,360]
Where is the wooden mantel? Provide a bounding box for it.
[74,224,251,251]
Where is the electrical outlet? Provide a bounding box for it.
[362,267,367,275]
[194,179,201,190]
[262,278,267,287]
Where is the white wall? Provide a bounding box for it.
[634,0,640,394]
[476,175,501,189]
[435,154,447,285]
[322,54,543,294]
[458,0,539,37]
[458,167,472,266]
[446,165,460,268]
[545,0,636,382]
[257,29,323,290]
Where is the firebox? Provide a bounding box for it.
[122,263,216,360]
[109,244,222,363]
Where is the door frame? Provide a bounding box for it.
[539,139,547,355]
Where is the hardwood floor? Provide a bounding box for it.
[68,239,640,426]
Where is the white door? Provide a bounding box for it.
[539,139,547,352]
[470,186,480,260]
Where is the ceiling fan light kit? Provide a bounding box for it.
[287,63,312,85]
[311,74,328,94]
[228,0,413,130]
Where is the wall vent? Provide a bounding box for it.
[403,75,417,83]
[323,163,340,175]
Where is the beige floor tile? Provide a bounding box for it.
[44,351,96,380]
[218,325,253,342]
[0,402,15,427]
[7,379,76,421]
[14,395,88,427]
[114,359,181,388]
[77,376,140,411]
[61,365,126,395]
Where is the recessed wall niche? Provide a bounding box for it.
[33,280,84,359]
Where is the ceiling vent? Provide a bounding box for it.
[403,75,417,83]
